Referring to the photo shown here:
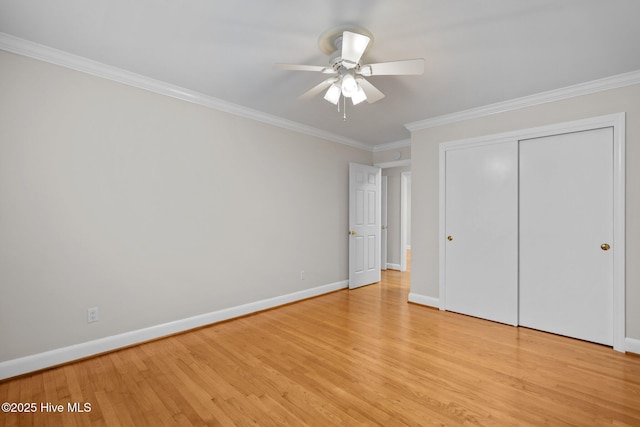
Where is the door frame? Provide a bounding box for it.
[438,113,626,352]
[381,176,388,270]
[400,171,411,272]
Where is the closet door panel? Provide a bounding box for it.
[444,141,518,325]
[519,128,614,345]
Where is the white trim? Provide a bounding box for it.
[386,263,401,271]
[612,113,626,353]
[400,172,411,272]
[625,338,640,355]
[374,159,411,169]
[408,293,439,309]
[406,70,640,131]
[438,113,626,351]
[381,176,388,271]
[0,33,373,152]
[438,142,447,312]
[0,280,348,380]
[373,139,411,152]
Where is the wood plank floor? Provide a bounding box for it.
[2,269,640,426]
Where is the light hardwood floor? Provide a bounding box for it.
[2,269,640,426]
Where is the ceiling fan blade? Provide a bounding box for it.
[341,31,371,69]
[299,77,338,99]
[360,58,424,76]
[357,77,385,103]
[274,63,336,74]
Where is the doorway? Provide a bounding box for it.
[378,166,411,272]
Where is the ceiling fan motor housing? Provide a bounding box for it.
[318,25,374,55]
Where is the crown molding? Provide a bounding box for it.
[373,138,411,152]
[0,33,373,152]
[405,69,640,132]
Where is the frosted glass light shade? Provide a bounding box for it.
[341,74,357,97]
[351,85,367,105]
[324,84,341,104]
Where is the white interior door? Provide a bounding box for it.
[519,128,614,345]
[381,176,388,270]
[444,141,518,325]
[349,163,381,289]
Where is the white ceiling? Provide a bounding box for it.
[2,0,640,148]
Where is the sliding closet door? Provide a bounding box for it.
[444,141,518,325]
[519,128,614,345]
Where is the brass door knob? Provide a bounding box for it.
[447,235,453,241]
[349,230,357,236]
[601,243,611,251]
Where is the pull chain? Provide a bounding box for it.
[343,96,347,121]
[334,95,348,121]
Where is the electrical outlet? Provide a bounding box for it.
[87,307,99,323]
[299,270,305,280]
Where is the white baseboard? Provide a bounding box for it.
[626,337,640,355]
[406,295,640,354]
[0,280,348,380]
[408,292,440,309]
[386,263,401,271]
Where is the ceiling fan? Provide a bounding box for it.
[275,26,424,108]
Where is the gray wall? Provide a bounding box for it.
[0,51,372,362]
[410,83,640,340]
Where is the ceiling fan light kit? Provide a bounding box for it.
[324,83,342,105]
[340,73,358,96]
[351,85,367,105]
[275,26,425,118]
